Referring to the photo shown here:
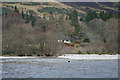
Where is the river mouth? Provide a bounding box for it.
[1,58,118,78]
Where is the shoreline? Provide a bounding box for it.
[58,54,119,60]
[0,54,119,60]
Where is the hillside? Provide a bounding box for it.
[63,2,118,15]
[2,2,119,56]
[3,2,118,16]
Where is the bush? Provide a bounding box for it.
[83,38,89,42]
[2,50,16,55]
[87,51,91,54]
[80,44,86,47]
[75,45,79,48]
[78,50,82,54]
[80,17,84,21]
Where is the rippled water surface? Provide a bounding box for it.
[1,58,118,78]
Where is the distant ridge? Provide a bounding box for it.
[1,0,119,2]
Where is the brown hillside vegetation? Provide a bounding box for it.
[2,12,74,56]
[2,2,119,56]
[59,18,118,54]
[2,12,118,56]
[85,18,118,53]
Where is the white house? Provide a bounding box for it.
[63,40,71,44]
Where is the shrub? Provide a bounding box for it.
[75,45,79,48]
[78,50,82,54]
[87,51,91,54]
[80,44,86,47]
[80,17,84,21]
[83,38,89,42]
[2,50,16,55]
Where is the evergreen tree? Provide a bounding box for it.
[31,16,36,27]
[30,13,33,20]
[99,11,113,21]
[69,13,72,20]
[80,17,84,21]
[14,5,17,12]
[99,11,105,21]
[17,8,19,13]
[22,9,25,19]
[25,12,29,23]
[71,10,79,26]
[107,12,113,19]
[14,5,19,13]
[71,10,80,35]
[66,16,68,20]
[85,11,98,22]
[50,11,53,15]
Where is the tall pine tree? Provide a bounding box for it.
[14,5,19,13]
[71,10,79,26]
[30,13,33,20]
[85,11,98,22]
[14,5,17,12]
[31,16,36,27]
[25,12,29,23]
[71,10,80,36]
[69,13,72,20]
[66,16,68,20]
[22,9,25,19]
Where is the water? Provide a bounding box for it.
[1,58,118,78]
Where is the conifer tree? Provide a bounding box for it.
[22,9,24,19]
[69,13,72,20]
[30,13,33,20]
[14,5,17,12]
[71,10,79,27]
[17,8,19,13]
[66,16,68,20]
[31,16,36,27]
[71,10,80,36]
[85,11,98,22]
[99,11,112,21]
[25,12,29,23]
[14,5,19,13]
[80,17,84,21]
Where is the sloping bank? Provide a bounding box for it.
[58,54,119,60]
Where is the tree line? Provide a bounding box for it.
[68,10,114,23]
[80,11,113,22]
[20,6,36,27]
[3,5,36,27]
[68,10,86,42]
[66,10,115,43]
